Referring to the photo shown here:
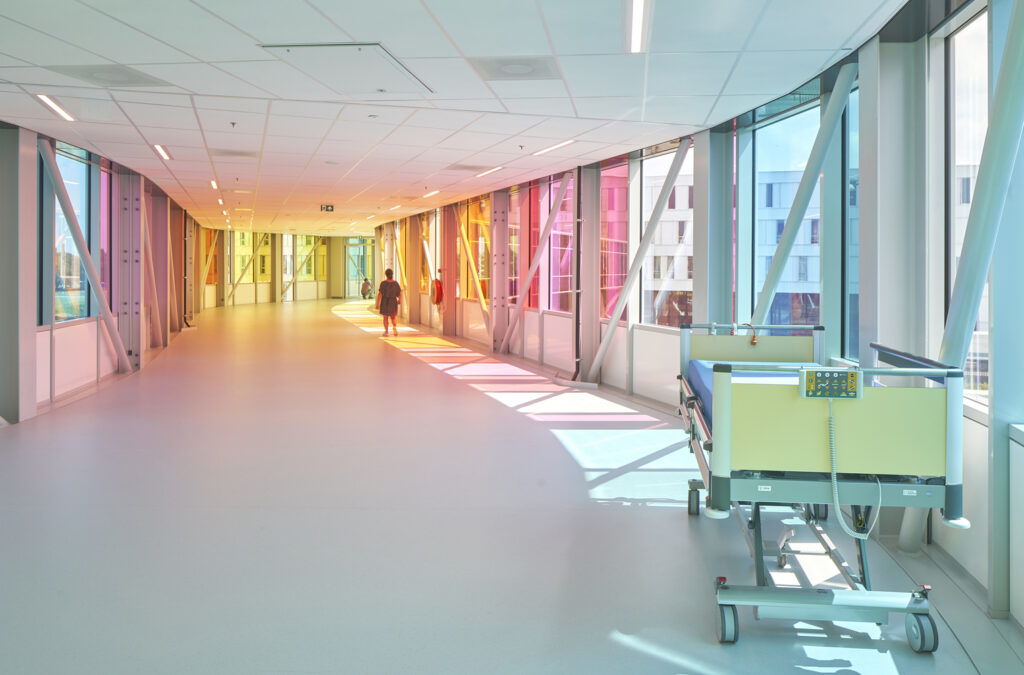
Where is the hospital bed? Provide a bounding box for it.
[677,323,969,652]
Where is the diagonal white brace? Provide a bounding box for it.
[751,62,858,325]
[281,236,321,300]
[201,230,220,292]
[498,171,574,354]
[37,139,133,373]
[586,139,692,382]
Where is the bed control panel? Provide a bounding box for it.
[799,368,862,399]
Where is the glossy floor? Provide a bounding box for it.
[0,300,1019,674]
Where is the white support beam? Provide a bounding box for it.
[498,171,573,354]
[226,233,266,302]
[751,62,858,325]
[586,139,692,382]
[37,138,132,373]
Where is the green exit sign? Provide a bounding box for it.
[320,204,334,212]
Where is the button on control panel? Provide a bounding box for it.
[799,369,862,399]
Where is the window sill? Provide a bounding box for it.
[633,323,680,337]
[963,398,988,427]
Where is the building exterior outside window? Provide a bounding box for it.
[641,147,694,326]
[600,160,629,318]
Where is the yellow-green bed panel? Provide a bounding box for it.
[690,334,814,364]
[729,384,947,476]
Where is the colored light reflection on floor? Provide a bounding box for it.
[331,301,687,503]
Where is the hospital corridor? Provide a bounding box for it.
[1,0,1023,673]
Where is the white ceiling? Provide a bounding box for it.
[0,0,906,236]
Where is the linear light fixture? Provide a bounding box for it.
[367,215,375,219]
[475,166,503,178]
[422,190,440,198]
[630,0,646,53]
[533,140,574,156]
[154,144,171,160]
[217,198,223,205]
[389,204,401,210]
[222,210,228,216]
[37,94,74,121]
[210,180,218,190]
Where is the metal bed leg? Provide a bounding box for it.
[752,504,767,588]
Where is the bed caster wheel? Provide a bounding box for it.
[688,489,700,516]
[905,613,938,653]
[717,604,739,644]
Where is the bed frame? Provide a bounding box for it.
[677,323,969,651]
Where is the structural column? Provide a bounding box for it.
[408,217,422,325]
[577,165,601,376]
[490,193,510,350]
[0,127,38,423]
[692,128,734,324]
[150,191,170,347]
[441,203,458,336]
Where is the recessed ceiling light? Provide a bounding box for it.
[389,205,400,210]
[533,140,574,156]
[36,94,74,121]
[154,144,171,160]
[217,198,223,205]
[475,166,503,178]
[422,190,440,198]
[367,215,375,219]
[210,180,218,189]
[349,221,357,226]
[222,210,228,215]
[630,0,646,53]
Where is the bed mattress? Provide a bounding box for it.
[687,360,815,428]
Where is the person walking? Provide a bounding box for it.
[360,277,371,299]
[375,268,401,337]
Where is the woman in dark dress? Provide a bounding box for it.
[375,268,402,337]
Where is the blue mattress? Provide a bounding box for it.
[687,360,814,428]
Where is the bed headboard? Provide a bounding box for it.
[689,334,815,363]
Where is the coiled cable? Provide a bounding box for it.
[829,398,882,541]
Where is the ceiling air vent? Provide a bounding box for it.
[211,149,260,159]
[261,42,433,95]
[468,57,561,81]
[45,65,173,88]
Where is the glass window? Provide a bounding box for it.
[948,13,989,404]
[844,89,860,360]
[204,230,219,285]
[753,106,821,326]
[548,178,574,312]
[419,213,430,294]
[233,231,254,284]
[256,234,271,283]
[99,169,112,307]
[508,187,521,305]
[468,197,490,301]
[316,238,327,281]
[600,161,629,319]
[54,153,90,322]
[527,184,540,308]
[641,147,695,326]
[282,234,294,300]
[296,235,315,281]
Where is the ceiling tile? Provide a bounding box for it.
[489,79,569,99]
[59,98,130,124]
[196,108,266,136]
[642,95,717,125]
[434,129,506,151]
[404,58,493,99]
[572,97,643,121]
[706,94,772,128]
[111,91,193,107]
[503,98,576,116]
[195,0,350,43]
[79,0,271,62]
[203,130,263,151]
[119,102,199,130]
[0,16,110,66]
[422,0,551,57]
[307,0,459,58]
[136,126,206,148]
[266,114,335,139]
[726,51,833,96]
[0,91,56,120]
[649,1,767,53]
[464,113,544,135]
[270,101,342,119]
[0,67,106,89]
[525,117,606,139]
[428,98,506,113]
[748,0,887,51]
[339,105,415,125]
[215,60,341,100]
[558,55,645,97]
[132,64,273,97]
[538,0,625,55]
[647,53,740,97]
[381,125,454,147]
[406,109,482,130]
